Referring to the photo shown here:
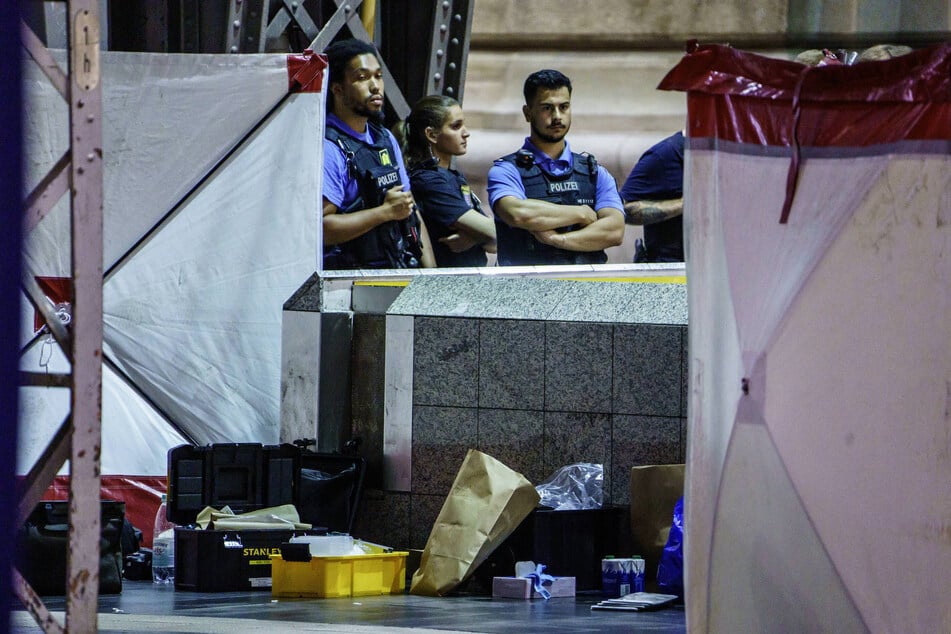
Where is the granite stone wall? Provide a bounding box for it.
[354,314,687,552]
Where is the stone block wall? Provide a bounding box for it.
[353,314,687,552]
[471,0,949,48]
[413,316,687,500]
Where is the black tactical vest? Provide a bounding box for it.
[409,158,489,268]
[495,150,607,266]
[324,122,421,269]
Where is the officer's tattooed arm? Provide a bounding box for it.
[623,198,683,226]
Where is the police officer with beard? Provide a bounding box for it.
[486,69,624,266]
[322,39,434,269]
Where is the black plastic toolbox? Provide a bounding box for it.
[166,443,301,525]
[174,527,309,591]
[166,443,365,591]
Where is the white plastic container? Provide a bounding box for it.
[289,534,354,556]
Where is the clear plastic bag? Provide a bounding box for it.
[535,463,603,510]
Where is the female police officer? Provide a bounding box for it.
[396,95,496,267]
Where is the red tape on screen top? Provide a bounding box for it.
[662,42,951,148]
[287,49,327,93]
[662,42,951,224]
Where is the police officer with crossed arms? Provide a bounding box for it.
[486,69,625,266]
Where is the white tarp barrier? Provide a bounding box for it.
[660,43,951,632]
[103,91,322,445]
[23,51,293,273]
[18,340,190,476]
[20,50,326,474]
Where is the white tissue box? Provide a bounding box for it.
[492,576,576,599]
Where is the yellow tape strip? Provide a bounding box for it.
[555,276,687,284]
[353,280,410,287]
[351,276,686,287]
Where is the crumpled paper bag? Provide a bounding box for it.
[194,503,311,530]
[410,449,540,596]
[629,464,685,590]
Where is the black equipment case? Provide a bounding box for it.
[17,500,126,596]
[167,443,364,591]
[475,506,623,591]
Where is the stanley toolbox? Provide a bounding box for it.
[166,443,364,591]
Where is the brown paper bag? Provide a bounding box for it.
[629,463,685,591]
[410,449,540,596]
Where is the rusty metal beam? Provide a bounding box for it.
[16,416,72,527]
[265,7,293,44]
[65,0,104,631]
[13,569,65,634]
[19,330,45,358]
[23,150,71,234]
[225,0,267,53]
[20,19,68,100]
[21,272,72,362]
[20,372,73,388]
[307,0,360,52]
[279,0,322,43]
[424,0,474,102]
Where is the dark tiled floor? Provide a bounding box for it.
[12,581,686,633]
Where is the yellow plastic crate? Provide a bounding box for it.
[271,552,408,598]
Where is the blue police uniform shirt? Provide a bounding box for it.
[620,131,684,262]
[410,165,488,267]
[486,138,623,213]
[322,112,412,210]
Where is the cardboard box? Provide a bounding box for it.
[492,576,576,599]
[629,464,684,591]
[271,552,408,598]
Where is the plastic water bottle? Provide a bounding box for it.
[152,494,176,584]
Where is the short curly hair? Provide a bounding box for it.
[523,69,572,104]
[325,38,380,87]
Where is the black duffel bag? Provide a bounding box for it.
[17,500,125,595]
